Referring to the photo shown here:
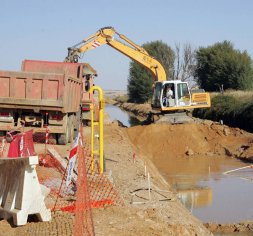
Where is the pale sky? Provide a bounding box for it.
[1,0,252,90]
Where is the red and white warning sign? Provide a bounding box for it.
[66,134,80,186]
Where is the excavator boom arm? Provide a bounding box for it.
[65,27,167,81]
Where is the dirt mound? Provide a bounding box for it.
[127,122,253,160]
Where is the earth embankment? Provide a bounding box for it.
[126,122,253,161]
[125,122,253,234]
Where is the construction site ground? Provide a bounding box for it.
[1,102,253,235]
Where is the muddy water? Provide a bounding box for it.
[106,104,141,127]
[154,153,253,224]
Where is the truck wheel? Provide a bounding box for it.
[57,127,69,145]
[58,134,68,145]
[68,122,74,143]
[82,119,91,127]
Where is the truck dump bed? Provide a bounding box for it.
[0,60,83,113]
[22,60,83,79]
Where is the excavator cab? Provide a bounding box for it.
[152,81,210,112]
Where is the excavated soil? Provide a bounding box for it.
[1,106,253,235]
[126,122,253,163]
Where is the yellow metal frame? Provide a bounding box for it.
[89,86,105,173]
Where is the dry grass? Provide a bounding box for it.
[210,90,253,102]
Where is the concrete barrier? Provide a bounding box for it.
[0,156,51,226]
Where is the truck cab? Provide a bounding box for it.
[81,63,98,125]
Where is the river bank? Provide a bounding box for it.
[93,121,213,235]
[106,90,253,133]
[102,116,253,235]
[103,93,253,235]
[193,93,253,133]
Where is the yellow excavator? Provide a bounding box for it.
[65,26,210,113]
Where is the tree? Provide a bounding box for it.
[174,43,196,83]
[127,41,175,103]
[195,40,253,92]
[127,62,153,103]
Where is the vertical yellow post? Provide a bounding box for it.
[90,103,95,173]
[89,86,104,173]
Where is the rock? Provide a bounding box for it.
[185,148,194,156]
[202,119,213,127]
[224,147,233,157]
[136,211,145,219]
[223,127,230,136]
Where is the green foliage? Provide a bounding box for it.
[143,40,175,79]
[127,63,153,103]
[193,94,253,132]
[127,41,175,103]
[195,41,253,91]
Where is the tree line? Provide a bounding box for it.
[127,40,253,103]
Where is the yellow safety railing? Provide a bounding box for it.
[89,86,104,173]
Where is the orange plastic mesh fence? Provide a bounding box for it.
[73,135,94,236]
[36,132,123,212]
[0,126,123,235]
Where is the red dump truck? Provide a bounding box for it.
[0,60,96,144]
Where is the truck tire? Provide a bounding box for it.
[57,125,69,145]
[57,114,70,145]
[57,134,68,145]
[68,122,74,143]
[68,114,78,143]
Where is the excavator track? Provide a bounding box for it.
[150,111,195,124]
